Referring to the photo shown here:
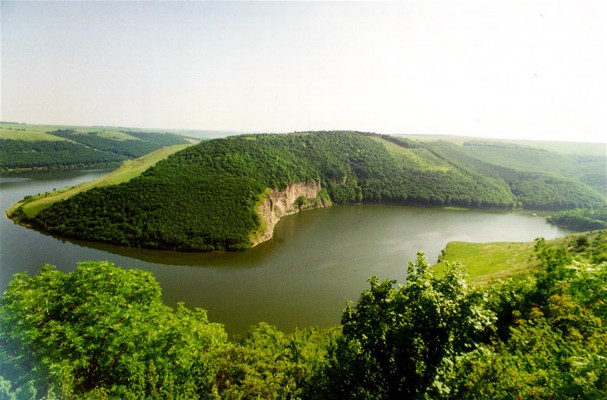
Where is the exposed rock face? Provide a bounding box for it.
[252,181,329,246]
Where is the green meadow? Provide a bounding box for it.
[433,241,538,284]
[433,230,606,284]
[0,126,68,142]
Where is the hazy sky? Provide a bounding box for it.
[2,1,606,142]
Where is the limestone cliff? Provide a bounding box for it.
[252,181,330,246]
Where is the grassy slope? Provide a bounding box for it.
[433,230,605,284]
[1,123,110,136]
[10,144,191,218]
[370,136,452,172]
[1,122,201,142]
[0,125,140,142]
[0,127,69,142]
[0,124,147,142]
[433,241,538,284]
[85,130,140,141]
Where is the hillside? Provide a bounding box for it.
[12,131,605,252]
[0,122,192,172]
[397,135,607,197]
[415,139,606,209]
[8,144,192,219]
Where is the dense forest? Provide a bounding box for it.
[0,124,190,172]
[17,131,605,252]
[1,231,605,398]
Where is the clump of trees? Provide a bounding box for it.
[1,231,606,398]
[315,254,495,399]
[548,206,607,231]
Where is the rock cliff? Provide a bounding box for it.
[252,181,330,246]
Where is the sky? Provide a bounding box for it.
[1,1,606,142]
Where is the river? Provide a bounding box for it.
[0,170,570,335]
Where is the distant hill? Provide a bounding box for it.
[0,122,192,172]
[12,131,605,252]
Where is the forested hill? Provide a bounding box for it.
[0,123,191,172]
[18,131,604,252]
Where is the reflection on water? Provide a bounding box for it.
[1,170,570,335]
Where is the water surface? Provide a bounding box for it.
[1,170,569,335]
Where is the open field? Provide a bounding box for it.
[0,127,69,142]
[432,230,606,284]
[10,144,192,218]
[432,241,539,284]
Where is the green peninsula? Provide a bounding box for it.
[10,131,605,251]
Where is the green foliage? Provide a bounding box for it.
[0,261,228,398]
[510,177,603,210]
[548,206,607,231]
[215,323,337,398]
[14,131,603,252]
[570,230,607,264]
[315,254,495,399]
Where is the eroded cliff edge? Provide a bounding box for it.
[252,181,331,246]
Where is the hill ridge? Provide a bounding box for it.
[10,131,606,251]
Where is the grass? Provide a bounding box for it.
[89,130,140,141]
[372,136,452,172]
[432,241,539,285]
[432,230,607,285]
[0,124,143,142]
[0,127,69,142]
[10,144,192,218]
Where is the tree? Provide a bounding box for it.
[317,253,495,399]
[214,323,336,398]
[0,261,227,398]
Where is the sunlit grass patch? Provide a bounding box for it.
[0,127,68,142]
[433,241,539,284]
